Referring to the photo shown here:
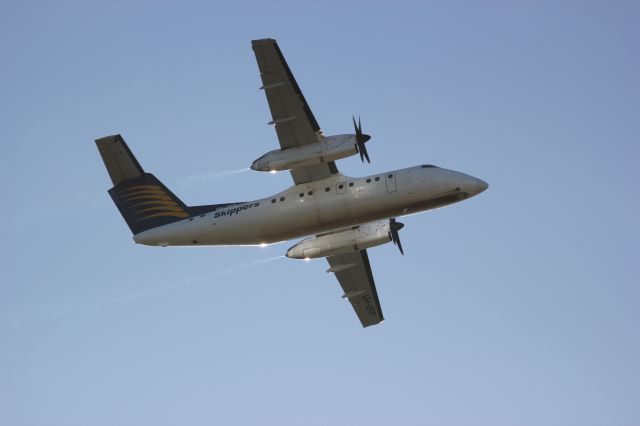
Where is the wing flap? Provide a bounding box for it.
[327,250,384,327]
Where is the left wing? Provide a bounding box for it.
[327,250,384,327]
[251,38,338,184]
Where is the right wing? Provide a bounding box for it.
[251,38,338,184]
[327,250,384,328]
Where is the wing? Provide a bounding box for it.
[251,38,338,184]
[326,250,384,327]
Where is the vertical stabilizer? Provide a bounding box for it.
[96,135,190,235]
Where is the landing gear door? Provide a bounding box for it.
[386,173,397,192]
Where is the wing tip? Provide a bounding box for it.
[362,318,385,328]
[251,38,277,46]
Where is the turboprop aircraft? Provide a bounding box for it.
[96,38,488,327]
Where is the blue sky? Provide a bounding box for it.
[1,1,639,425]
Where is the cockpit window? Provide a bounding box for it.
[421,165,437,168]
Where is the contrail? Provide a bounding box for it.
[176,167,250,187]
[3,254,287,328]
[119,255,286,302]
[220,255,286,277]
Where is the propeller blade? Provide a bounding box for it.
[361,143,370,163]
[395,233,404,255]
[389,218,405,255]
[352,115,371,163]
[353,136,364,161]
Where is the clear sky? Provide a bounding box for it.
[1,1,639,425]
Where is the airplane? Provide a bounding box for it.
[95,38,488,327]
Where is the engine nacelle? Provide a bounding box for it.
[286,221,392,259]
[251,134,358,172]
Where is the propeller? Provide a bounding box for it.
[389,218,405,255]
[352,115,371,163]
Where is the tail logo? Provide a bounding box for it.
[118,184,189,221]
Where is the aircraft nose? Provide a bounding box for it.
[476,178,489,193]
[469,177,489,195]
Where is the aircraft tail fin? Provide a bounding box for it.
[96,134,190,235]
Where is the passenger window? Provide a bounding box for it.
[280,197,285,201]
[271,199,276,203]
[325,187,330,192]
[338,184,344,189]
[375,177,380,182]
[388,174,393,179]
[299,193,304,197]
[308,191,313,195]
[348,182,354,187]
[366,178,371,183]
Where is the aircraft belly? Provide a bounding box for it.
[257,201,323,242]
[220,186,414,244]
[205,210,267,244]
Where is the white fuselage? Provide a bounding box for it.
[133,165,488,247]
